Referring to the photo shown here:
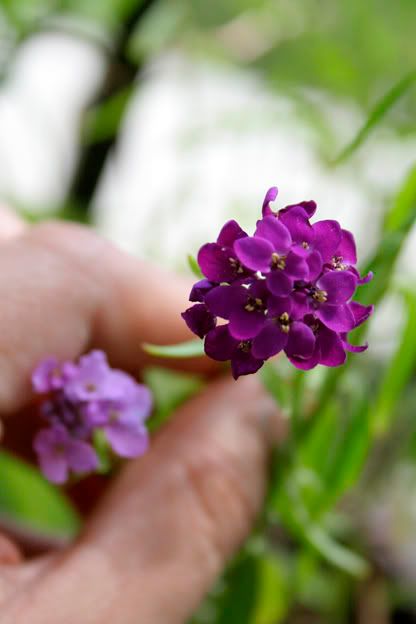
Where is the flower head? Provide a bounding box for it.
[183,186,374,378]
[32,350,153,483]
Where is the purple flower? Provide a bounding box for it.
[198,220,250,283]
[183,185,373,378]
[32,350,153,483]
[204,325,264,380]
[34,425,98,484]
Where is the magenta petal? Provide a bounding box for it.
[279,206,314,245]
[317,303,355,332]
[280,200,317,218]
[262,186,278,216]
[289,346,321,370]
[306,250,323,281]
[217,220,247,246]
[357,271,373,285]
[318,327,346,366]
[39,453,68,484]
[204,325,238,361]
[285,322,315,359]
[267,295,293,318]
[231,351,264,379]
[105,423,148,458]
[312,220,342,263]
[285,250,309,279]
[182,304,216,338]
[349,302,374,328]
[341,335,368,353]
[252,323,287,359]
[338,229,357,264]
[234,236,274,273]
[197,243,236,282]
[189,279,215,302]
[229,308,266,340]
[255,216,292,253]
[317,270,357,304]
[67,439,99,473]
[266,271,292,296]
[291,291,310,319]
[205,285,244,319]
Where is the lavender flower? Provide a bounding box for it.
[32,350,153,483]
[183,186,374,379]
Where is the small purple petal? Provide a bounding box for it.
[312,220,342,263]
[284,250,309,279]
[317,303,356,332]
[182,304,216,338]
[318,327,346,367]
[337,229,357,264]
[289,346,321,370]
[197,243,237,282]
[279,206,314,245]
[252,323,288,359]
[205,285,246,319]
[189,279,215,302]
[229,307,266,340]
[266,271,293,297]
[104,422,148,458]
[357,271,373,285]
[234,236,274,273]
[267,295,293,318]
[204,325,238,361]
[341,335,368,353]
[349,302,374,328]
[217,220,247,246]
[317,271,357,305]
[280,200,317,218]
[66,438,99,473]
[291,291,310,319]
[306,250,323,281]
[285,322,315,359]
[231,350,264,380]
[262,187,278,217]
[255,216,292,253]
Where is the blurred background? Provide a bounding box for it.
[0,0,416,622]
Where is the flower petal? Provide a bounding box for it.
[267,295,293,318]
[204,325,238,361]
[105,423,148,458]
[252,323,288,359]
[262,186,278,217]
[349,301,374,328]
[306,250,323,281]
[312,220,342,263]
[217,220,247,246]
[285,321,315,359]
[317,327,346,366]
[234,236,274,273]
[266,270,293,296]
[289,346,321,370]
[189,279,215,302]
[255,216,292,253]
[291,291,310,319]
[181,304,216,338]
[280,200,317,218]
[317,270,357,304]
[337,229,357,264]
[229,307,266,340]
[231,350,264,379]
[317,303,355,332]
[285,250,309,279]
[67,439,99,473]
[279,206,314,245]
[197,243,237,282]
[205,285,246,319]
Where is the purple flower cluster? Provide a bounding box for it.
[32,351,152,484]
[182,187,374,379]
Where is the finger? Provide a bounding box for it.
[9,377,282,624]
[0,206,26,240]
[0,220,213,415]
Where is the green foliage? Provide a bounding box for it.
[187,254,203,279]
[0,451,80,538]
[142,339,205,358]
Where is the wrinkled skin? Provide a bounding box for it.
[0,209,281,624]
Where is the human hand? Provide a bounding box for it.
[0,210,280,624]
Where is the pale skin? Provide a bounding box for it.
[0,208,281,624]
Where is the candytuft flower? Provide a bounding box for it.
[183,186,374,379]
[32,350,152,483]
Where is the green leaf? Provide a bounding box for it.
[142,339,205,358]
[333,71,416,164]
[83,86,133,144]
[260,361,291,412]
[0,451,81,538]
[384,163,416,233]
[253,553,290,624]
[187,254,203,279]
[304,525,369,578]
[371,287,416,434]
[144,367,204,432]
[215,553,259,624]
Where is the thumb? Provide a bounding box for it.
[7,377,281,624]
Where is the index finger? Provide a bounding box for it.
[0,220,213,415]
